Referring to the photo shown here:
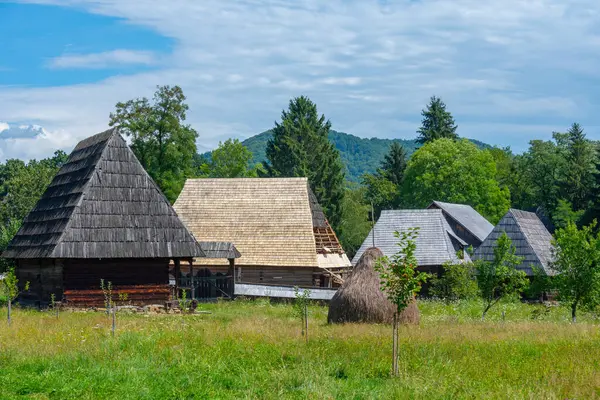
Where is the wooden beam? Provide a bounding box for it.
[228,258,235,298]
[189,259,195,300]
[174,258,181,298]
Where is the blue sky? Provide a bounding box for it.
[1,0,599,161]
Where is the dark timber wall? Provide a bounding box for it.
[17,258,171,307]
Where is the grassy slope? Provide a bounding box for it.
[1,300,599,399]
[240,131,490,182]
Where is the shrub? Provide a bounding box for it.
[430,262,478,301]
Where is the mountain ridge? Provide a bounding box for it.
[240,130,490,182]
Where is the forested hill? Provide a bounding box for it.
[240,130,490,182]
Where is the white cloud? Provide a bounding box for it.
[0,122,8,133]
[48,49,157,69]
[3,0,600,160]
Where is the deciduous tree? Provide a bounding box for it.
[551,222,600,323]
[109,85,198,202]
[402,138,510,223]
[208,139,258,178]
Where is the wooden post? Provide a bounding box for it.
[392,312,399,376]
[7,298,11,326]
[190,260,195,301]
[228,258,235,298]
[111,305,116,337]
[304,303,308,344]
[174,259,181,299]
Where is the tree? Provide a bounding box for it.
[375,228,430,376]
[208,139,257,178]
[337,186,372,259]
[521,140,563,216]
[402,138,510,223]
[475,233,528,319]
[380,142,407,185]
[109,85,199,202]
[553,199,584,230]
[416,96,458,144]
[551,222,600,323]
[1,267,29,326]
[362,173,399,219]
[0,151,68,227]
[561,123,597,211]
[430,262,478,301]
[0,220,21,273]
[361,142,407,217]
[266,96,345,230]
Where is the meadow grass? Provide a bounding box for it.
[0,299,599,399]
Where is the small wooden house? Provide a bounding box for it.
[2,128,207,307]
[173,178,351,287]
[352,209,468,276]
[472,209,554,276]
[427,201,494,248]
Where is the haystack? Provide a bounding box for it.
[327,247,420,325]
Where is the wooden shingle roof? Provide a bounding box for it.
[173,178,350,268]
[472,209,554,275]
[3,128,204,259]
[428,201,494,243]
[352,209,465,267]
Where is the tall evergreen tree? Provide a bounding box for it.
[266,96,345,229]
[380,142,407,185]
[416,96,458,144]
[362,142,407,217]
[562,123,597,211]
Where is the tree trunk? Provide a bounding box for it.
[7,298,11,326]
[392,312,399,377]
[571,303,577,324]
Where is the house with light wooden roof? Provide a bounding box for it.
[173,178,351,287]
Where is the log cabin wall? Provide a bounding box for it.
[62,258,170,307]
[16,259,63,307]
[235,266,315,287]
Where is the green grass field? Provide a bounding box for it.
[1,299,599,399]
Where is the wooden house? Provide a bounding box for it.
[427,201,494,248]
[352,209,468,276]
[173,178,351,287]
[2,128,207,307]
[472,209,554,276]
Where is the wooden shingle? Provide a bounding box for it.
[3,128,204,259]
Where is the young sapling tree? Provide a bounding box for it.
[475,232,528,320]
[375,227,429,376]
[1,267,29,326]
[293,286,311,342]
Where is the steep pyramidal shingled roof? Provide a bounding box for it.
[3,128,205,259]
[352,209,465,267]
[173,177,350,268]
[428,201,494,243]
[473,209,554,275]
